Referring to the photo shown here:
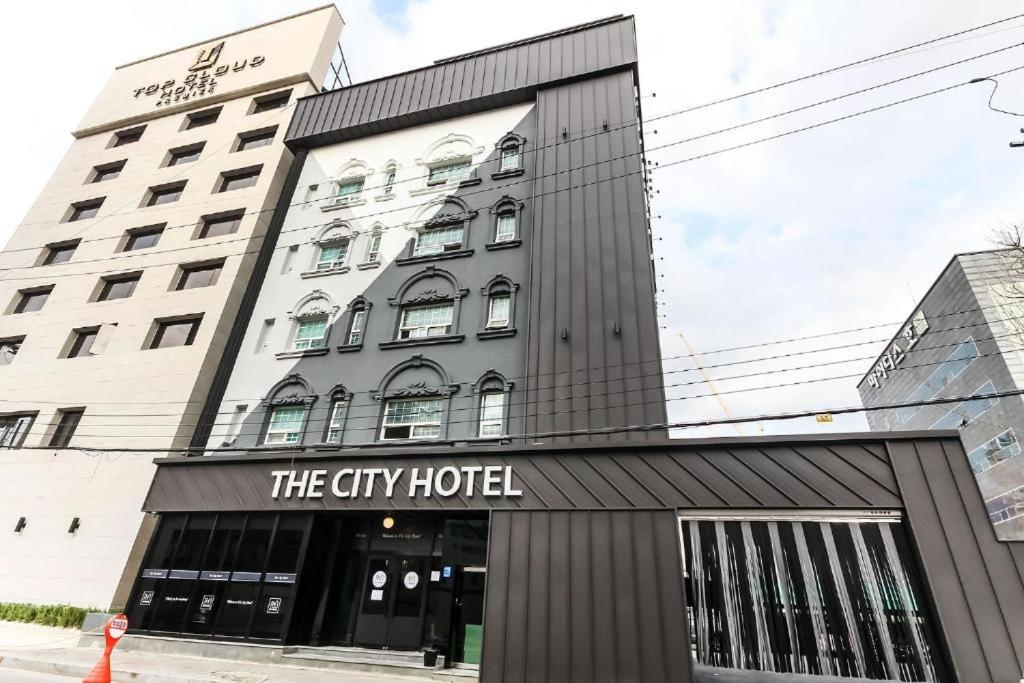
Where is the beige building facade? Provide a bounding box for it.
[0,6,343,609]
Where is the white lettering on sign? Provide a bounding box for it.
[866,311,929,390]
[271,465,523,500]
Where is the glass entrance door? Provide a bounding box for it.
[452,566,485,665]
[353,556,428,650]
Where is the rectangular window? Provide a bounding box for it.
[252,91,290,114]
[43,240,80,265]
[428,160,471,184]
[265,406,305,445]
[366,232,382,262]
[479,392,505,437]
[326,400,347,443]
[219,167,261,192]
[893,338,979,426]
[67,328,99,358]
[336,179,364,197]
[98,273,140,301]
[198,212,243,239]
[931,380,998,430]
[969,429,1021,475]
[316,242,348,270]
[500,146,520,171]
[68,198,104,222]
[400,302,453,339]
[167,143,204,166]
[413,225,463,257]
[150,317,202,349]
[347,310,366,345]
[486,294,511,329]
[0,414,35,448]
[988,484,1024,525]
[92,160,125,183]
[13,287,52,313]
[0,336,25,365]
[49,409,84,448]
[123,225,164,251]
[186,107,220,129]
[293,317,327,350]
[381,398,443,440]
[112,126,144,147]
[236,128,276,151]
[146,182,186,206]
[383,169,396,194]
[495,214,516,242]
[176,262,224,290]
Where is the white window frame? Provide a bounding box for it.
[382,167,396,195]
[293,316,328,351]
[381,397,443,440]
[486,293,511,329]
[399,302,453,339]
[347,309,366,345]
[336,178,364,198]
[366,231,382,263]
[479,392,505,437]
[264,406,305,445]
[500,145,520,171]
[326,399,347,443]
[495,213,516,242]
[413,225,463,257]
[427,159,471,184]
[316,240,349,271]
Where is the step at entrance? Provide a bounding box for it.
[281,644,442,678]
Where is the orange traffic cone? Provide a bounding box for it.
[81,648,111,683]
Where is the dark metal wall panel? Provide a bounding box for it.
[148,440,903,513]
[888,437,1024,682]
[286,17,638,148]
[525,69,666,442]
[480,509,692,683]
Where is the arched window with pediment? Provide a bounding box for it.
[474,370,513,438]
[489,196,524,246]
[339,295,372,351]
[494,132,526,176]
[310,222,354,274]
[372,355,459,441]
[323,383,352,444]
[282,291,339,355]
[414,134,484,193]
[478,275,519,339]
[381,267,469,349]
[401,197,477,263]
[327,159,371,209]
[259,374,317,446]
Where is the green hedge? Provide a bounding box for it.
[0,603,92,629]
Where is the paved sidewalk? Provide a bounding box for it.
[0,622,426,683]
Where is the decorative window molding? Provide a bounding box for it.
[277,291,338,358]
[487,195,524,249]
[398,197,477,266]
[258,374,317,447]
[337,297,372,352]
[473,370,514,439]
[372,355,458,441]
[410,133,485,195]
[322,159,372,211]
[375,162,399,201]
[358,225,383,269]
[381,267,468,349]
[304,223,354,277]
[321,385,353,444]
[478,275,520,339]
[492,132,527,179]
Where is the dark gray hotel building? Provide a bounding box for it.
[119,18,1024,683]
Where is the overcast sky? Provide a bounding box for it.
[3,0,1023,436]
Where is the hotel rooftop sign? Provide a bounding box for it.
[73,5,342,137]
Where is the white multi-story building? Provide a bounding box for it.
[0,6,342,610]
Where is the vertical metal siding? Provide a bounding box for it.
[525,70,666,442]
[889,437,1024,681]
[480,509,693,683]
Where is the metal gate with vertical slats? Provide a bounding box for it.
[679,511,945,682]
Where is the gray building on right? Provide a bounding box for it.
[858,249,1024,540]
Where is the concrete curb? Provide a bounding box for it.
[0,653,195,683]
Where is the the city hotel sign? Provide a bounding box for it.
[133,40,266,108]
[271,465,523,501]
